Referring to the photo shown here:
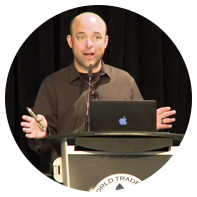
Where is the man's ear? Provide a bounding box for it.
[104,35,109,49]
[67,35,73,48]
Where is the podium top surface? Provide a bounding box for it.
[49,131,184,148]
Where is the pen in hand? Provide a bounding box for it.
[26,107,46,131]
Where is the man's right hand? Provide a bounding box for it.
[21,114,48,139]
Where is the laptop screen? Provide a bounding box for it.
[90,100,156,132]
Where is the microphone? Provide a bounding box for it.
[88,64,93,78]
[85,64,93,132]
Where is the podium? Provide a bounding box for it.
[49,131,183,192]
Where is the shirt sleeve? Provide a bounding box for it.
[28,78,58,154]
[130,77,144,101]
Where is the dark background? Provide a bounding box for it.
[5,5,192,173]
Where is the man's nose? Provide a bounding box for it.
[86,37,93,48]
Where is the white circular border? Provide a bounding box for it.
[6,2,189,194]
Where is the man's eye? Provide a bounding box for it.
[78,36,84,40]
[95,35,101,39]
[92,35,102,41]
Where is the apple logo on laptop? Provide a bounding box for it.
[119,116,127,125]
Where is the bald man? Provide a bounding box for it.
[21,13,176,139]
[21,12,176,166]
[67,12,109,73]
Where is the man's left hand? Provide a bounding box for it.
[157,107,176,130]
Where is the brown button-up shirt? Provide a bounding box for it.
[29,62,143,165]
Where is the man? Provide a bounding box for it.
[21,12,176,168]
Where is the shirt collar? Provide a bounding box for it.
[101,61,112,79]
[68,62,80,83]
[68,61,111,83]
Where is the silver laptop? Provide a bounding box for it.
[90,100,156,132]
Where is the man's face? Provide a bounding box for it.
[67,14,108,72]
